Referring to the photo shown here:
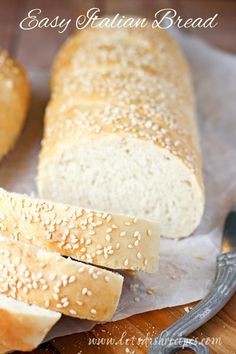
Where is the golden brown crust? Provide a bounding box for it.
[0,48,30,161]
[0,188,159,272]
[0,234,123,321]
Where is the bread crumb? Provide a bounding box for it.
[184,306,192,313]
[194,255,205,260]
[147,287,158,295]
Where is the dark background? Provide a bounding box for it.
[1,0,236,71]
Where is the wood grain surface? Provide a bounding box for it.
[0,0,235,353]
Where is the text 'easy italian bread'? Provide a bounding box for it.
[38,25,205,238]
[0,49,30,161]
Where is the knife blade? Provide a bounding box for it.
[222,205,236,253]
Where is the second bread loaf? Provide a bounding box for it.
[0,48,30,161]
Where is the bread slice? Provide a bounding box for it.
[0,48,30,161]
[38,26,204,239]
[0,188,159,272]
[0,234,123,321]
[0,294,60,353]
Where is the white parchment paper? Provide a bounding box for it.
[0,31,235,340]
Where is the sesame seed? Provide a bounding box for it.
[90,308,97,315]
[124,221,131,226]
[82,287,88,295]
[76,300,83,306]
[62,278,68,287]
[49,273,56,281]
[53,294,59,301]
[69,275,76,283]
[69,309,77,315]
[120,231,126,237]
[104,275,110,282]
[53,286,60,293]
[137,252,142,259]
[124,259,129,267]
[56,280,62,288]
[78,267,85,273]
[105,234,111,242]
[106,215,112,222]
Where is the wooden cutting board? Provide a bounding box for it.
[15,294,236,354]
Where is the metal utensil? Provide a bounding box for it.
[149,205,236,354]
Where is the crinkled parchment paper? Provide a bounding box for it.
[0,30,235,340]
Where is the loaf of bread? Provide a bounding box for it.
[37,25,204,238]
[0,234,123,321]
[0,294,60,353]
[0,48,30,161]
[0,188,159,272]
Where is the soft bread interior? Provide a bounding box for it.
[38,135,204,238]
[0,294,60,353]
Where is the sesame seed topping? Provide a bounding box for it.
[124,259,129,267]
[68,275,76,283]
[90,308,97,315]
[104,275,110,282]
[82,287,88,295]
[69,309,77,315]
[137,252,142,259]
[105,234,111,242]
[106,215,112,222]
[78,267,85,273]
